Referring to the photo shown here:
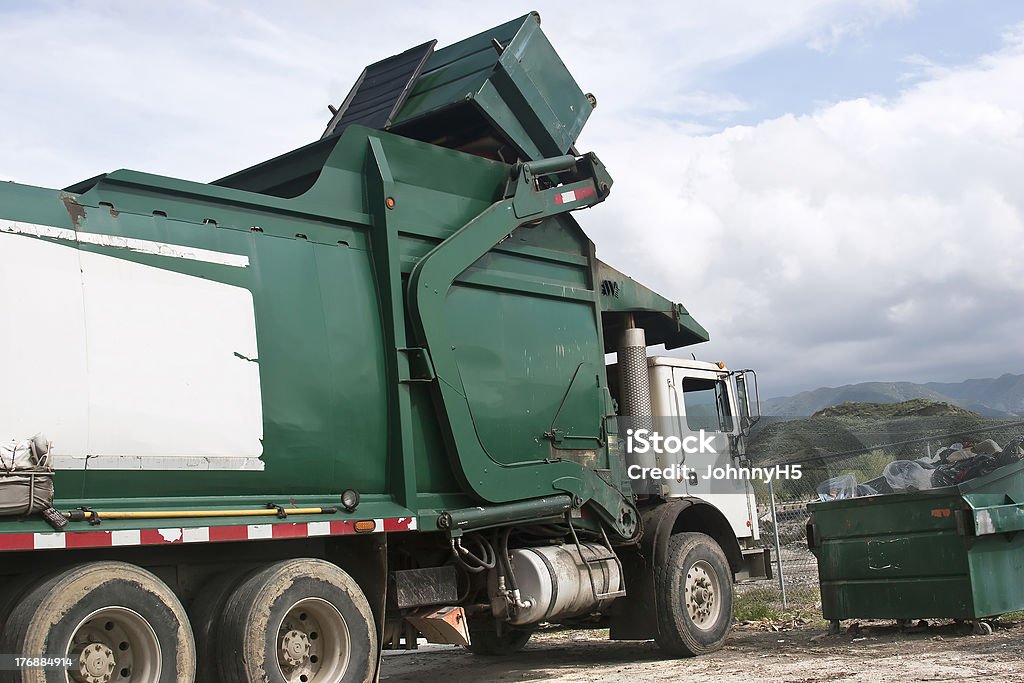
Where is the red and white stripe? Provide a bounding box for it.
[553,185,596,205]
[0,516,417,552]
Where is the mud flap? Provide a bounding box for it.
[328,534,388,681]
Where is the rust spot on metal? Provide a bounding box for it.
[59,192,86,228]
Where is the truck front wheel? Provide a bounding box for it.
[217,558,376,683]
[654,532,733,657]
[0,561,196,683]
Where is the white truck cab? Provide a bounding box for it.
[646,357,761,543]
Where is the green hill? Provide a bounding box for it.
[812,398,979,419]
[762,373,1024,417]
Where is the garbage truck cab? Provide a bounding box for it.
[608,339,769,582]
[648,358,763,538]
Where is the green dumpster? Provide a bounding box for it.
[807,459,1024,625]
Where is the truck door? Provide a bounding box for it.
[671,368,756,540]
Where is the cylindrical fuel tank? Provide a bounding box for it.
[508,542,622,626]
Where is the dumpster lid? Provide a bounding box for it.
[321,40,436,139]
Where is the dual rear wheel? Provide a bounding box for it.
[0,562,193,683]
[0,559,376,683]
[212,559,376,683]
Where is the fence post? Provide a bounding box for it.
[769,478,788,609]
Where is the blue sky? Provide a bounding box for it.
[708,1,1019,124]
[1,1,1022,397]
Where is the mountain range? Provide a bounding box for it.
[762,373,1024,417]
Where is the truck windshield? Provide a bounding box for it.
[682,378,734,433]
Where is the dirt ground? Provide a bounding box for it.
[380,619,1024,682]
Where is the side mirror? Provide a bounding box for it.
[735,369,761,433]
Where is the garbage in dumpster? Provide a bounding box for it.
[816,474,856,501]
[883,460,934,492]
[815,435,1024,501]
[816,474,877,501]
[931,436,1023,488]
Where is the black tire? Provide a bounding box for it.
[217,558,376,683]
[0,573,45,631]
[654,532,733,657]
[0,561,195,683]
[464,620,533,656]
[188,566,262,683]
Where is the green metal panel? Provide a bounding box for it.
[809,460,1024,620]
[596,260,709,351]
[393,16,524,120]
[1,126,502,511]
[446,286,605,463]
[0,62,698,544]
[392,13,592,160]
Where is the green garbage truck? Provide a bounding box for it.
[0,14,768,683]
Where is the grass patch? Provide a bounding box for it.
[733,587,828,629]
[733,591,782,621]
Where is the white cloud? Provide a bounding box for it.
[806,0,916,52]
[583,22,1024,394]
[4,0,1019,396]
[0,0,916,186]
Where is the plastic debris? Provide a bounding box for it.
[816,474,858,501]
[884,460,934,492]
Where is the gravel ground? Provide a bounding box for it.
[380,619,1024,682]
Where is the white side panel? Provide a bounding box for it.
[0,233,264,470]
[0,233,91,454]
[648,364,675,417]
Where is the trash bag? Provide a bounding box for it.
[883,460,934,492]
[0,469,54,516]
[0,434,51,471]
[0,434,54,516]
[946,448,975,463]
[817,474,858,501]
[973,439,1001,455]
[855,483,879,497]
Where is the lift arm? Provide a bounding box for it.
[407,153,639,540]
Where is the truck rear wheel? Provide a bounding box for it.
[217,558,376,683]
[0,561,196,683]
[654,532,733,657]
[188,566,261,683]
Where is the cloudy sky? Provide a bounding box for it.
[2,0,1022,396]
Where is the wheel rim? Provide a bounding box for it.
[684,559,722,630]
[66,607,161,683]
[276,597,350,683]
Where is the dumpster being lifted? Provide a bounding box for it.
[808,458,1024,634]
